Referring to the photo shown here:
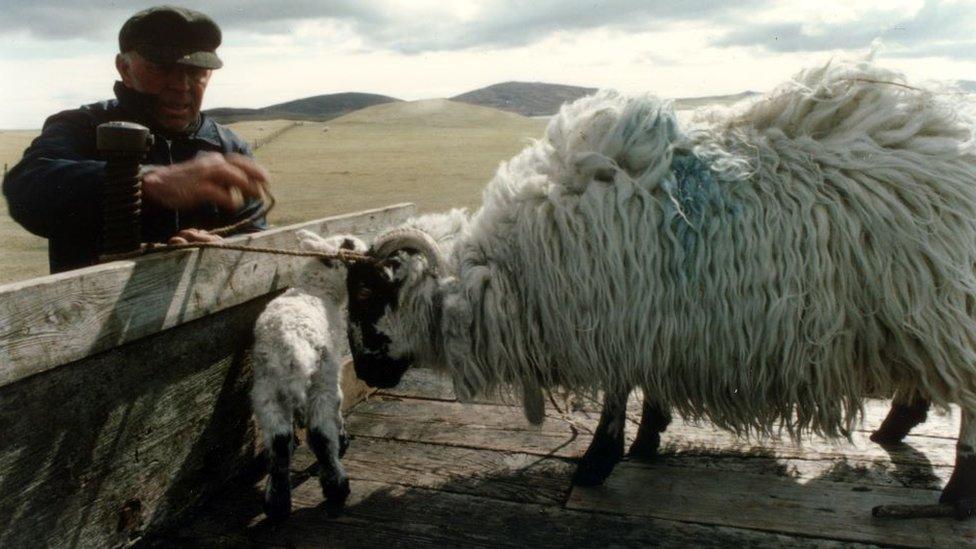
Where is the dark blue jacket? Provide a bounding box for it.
[3,82,267,273]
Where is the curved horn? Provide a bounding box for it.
[371,228,444,274]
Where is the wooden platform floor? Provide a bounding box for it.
[159,369,976,548]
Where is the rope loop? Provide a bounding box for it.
[98,179,379,266]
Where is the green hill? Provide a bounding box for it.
[206,92,401,123]
[452,82,597,117]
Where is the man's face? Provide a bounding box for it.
[116,52,212,131]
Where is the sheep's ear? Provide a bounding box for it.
[296,230,330,252]
[381,257,407,282]
[339,236,368,253]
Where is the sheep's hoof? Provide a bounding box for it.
[572,458,618,486]
[947,499,976,520]
[321,474,351,517]
[263,484,291,521]
[573,437,623,486]
[938,453,976,520]
[870,402,929,446]
[627,432,661,461]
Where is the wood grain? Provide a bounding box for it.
[347,396,959,467]
[0,203,415,386]
[0,296,269,548]
[169,478,875,548]
[567,462,976,548]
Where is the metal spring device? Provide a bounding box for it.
[97,121,153,261]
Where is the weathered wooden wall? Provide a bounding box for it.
[0,204,414,548]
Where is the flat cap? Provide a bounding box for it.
[119,6,223,69]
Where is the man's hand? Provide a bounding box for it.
[168,228,224,245]
[141,152,269,211]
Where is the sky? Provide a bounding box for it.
[1,0,975,128]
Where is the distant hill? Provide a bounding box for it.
[207,84,766,126]
[452,82,598,116]
[332,98,540,128]
[206,92,401,123]
[453,82,764,117]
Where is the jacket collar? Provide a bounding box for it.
[113,81,221,147]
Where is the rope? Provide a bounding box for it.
[209,183,276,237]
[100,240,377,264]
[148,241,376,263]
[100,181,379,265]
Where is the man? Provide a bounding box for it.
[3,6,269,273]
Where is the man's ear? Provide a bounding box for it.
[116,53,133,86]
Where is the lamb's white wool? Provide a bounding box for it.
[252,290,336,437]
[251,230,360,445]
[251,230,366,517]
[380,59,976,439]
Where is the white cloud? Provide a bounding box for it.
[1,0,974,127]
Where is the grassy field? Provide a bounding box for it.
[0,101,548,284]
[259,99,547,226]
[1,130,47,284]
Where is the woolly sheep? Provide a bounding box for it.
[251,229,366,520]
[346,59,976,519]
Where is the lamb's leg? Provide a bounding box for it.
[307,358,350,516]
[940,409,976,520]
[628,393,671,460]
[870,388,930,445]
[252,394,294,521]
[572,384,629,486]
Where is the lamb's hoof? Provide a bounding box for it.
[263,487,291,521]
[627,432,661,461]
[321,474,351,517]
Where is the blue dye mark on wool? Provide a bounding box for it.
[662,151,722,256]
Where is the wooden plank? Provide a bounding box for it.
[169,477,878,548]
[347,394,956,497]
[0,296,269,548]
[347,396,959,467]
[289,437,576,506]
[567,462,976,548]
[347,396,593,459]
[0,203,415,386]
[376,367,459,402]
[381,368,961,440]
[649,453,952,492]
[310,427,949,506]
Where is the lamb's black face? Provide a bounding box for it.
[346,260,413,388]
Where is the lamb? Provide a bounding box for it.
[345,59,976,519]
[251,229,367,520]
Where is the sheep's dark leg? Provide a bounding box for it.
[940,409,976,520]
[264,433,294,521]
[572,384,629,486]
[307,362,350,516]
[252,388,295,521]
[628,393,671,460]
[871,389,930,446]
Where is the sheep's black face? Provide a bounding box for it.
[346,260,413,388]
